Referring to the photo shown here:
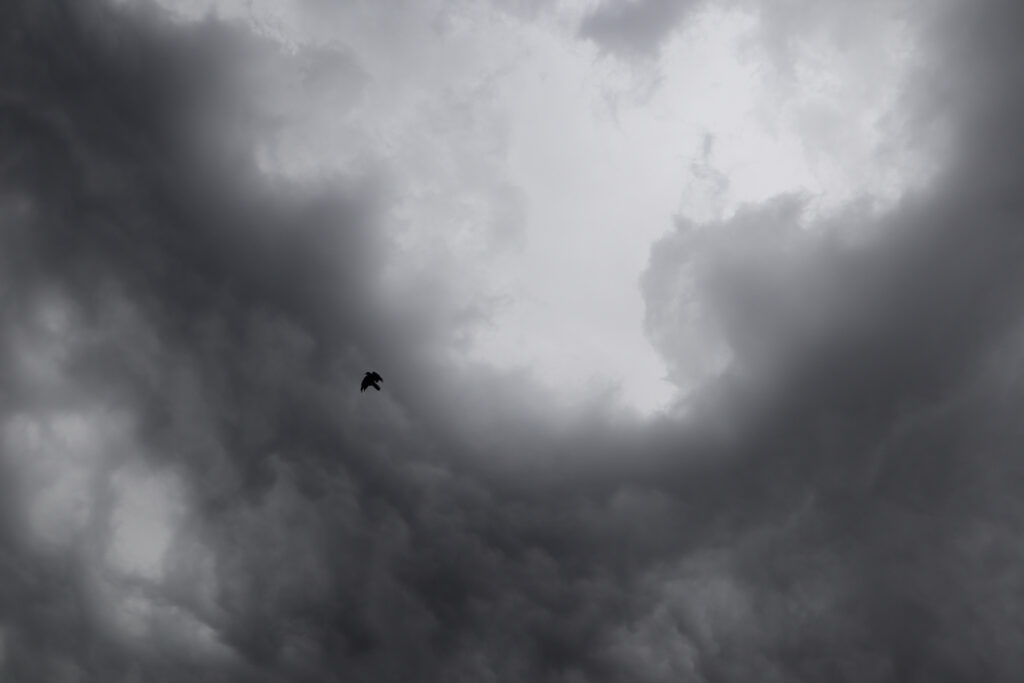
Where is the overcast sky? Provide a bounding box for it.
[3,0,1024,680]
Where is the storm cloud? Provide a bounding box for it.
[578,0,702,59]
[2,0,1024,682]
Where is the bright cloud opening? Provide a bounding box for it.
[135,0,926,419]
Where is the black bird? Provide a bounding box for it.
[361,371,383,392]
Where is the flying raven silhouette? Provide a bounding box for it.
[361,371,383,392]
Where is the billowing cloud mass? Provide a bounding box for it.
[3,0,1024,681]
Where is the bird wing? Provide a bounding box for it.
[371,372,383,382]
[360,376,372,391]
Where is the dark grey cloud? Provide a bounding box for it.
[578,0,702,59]
[3,0,1024,681]
[0,2,639,681]
[634,0,1024,678]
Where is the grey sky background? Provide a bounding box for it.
[2,0,1024,681]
